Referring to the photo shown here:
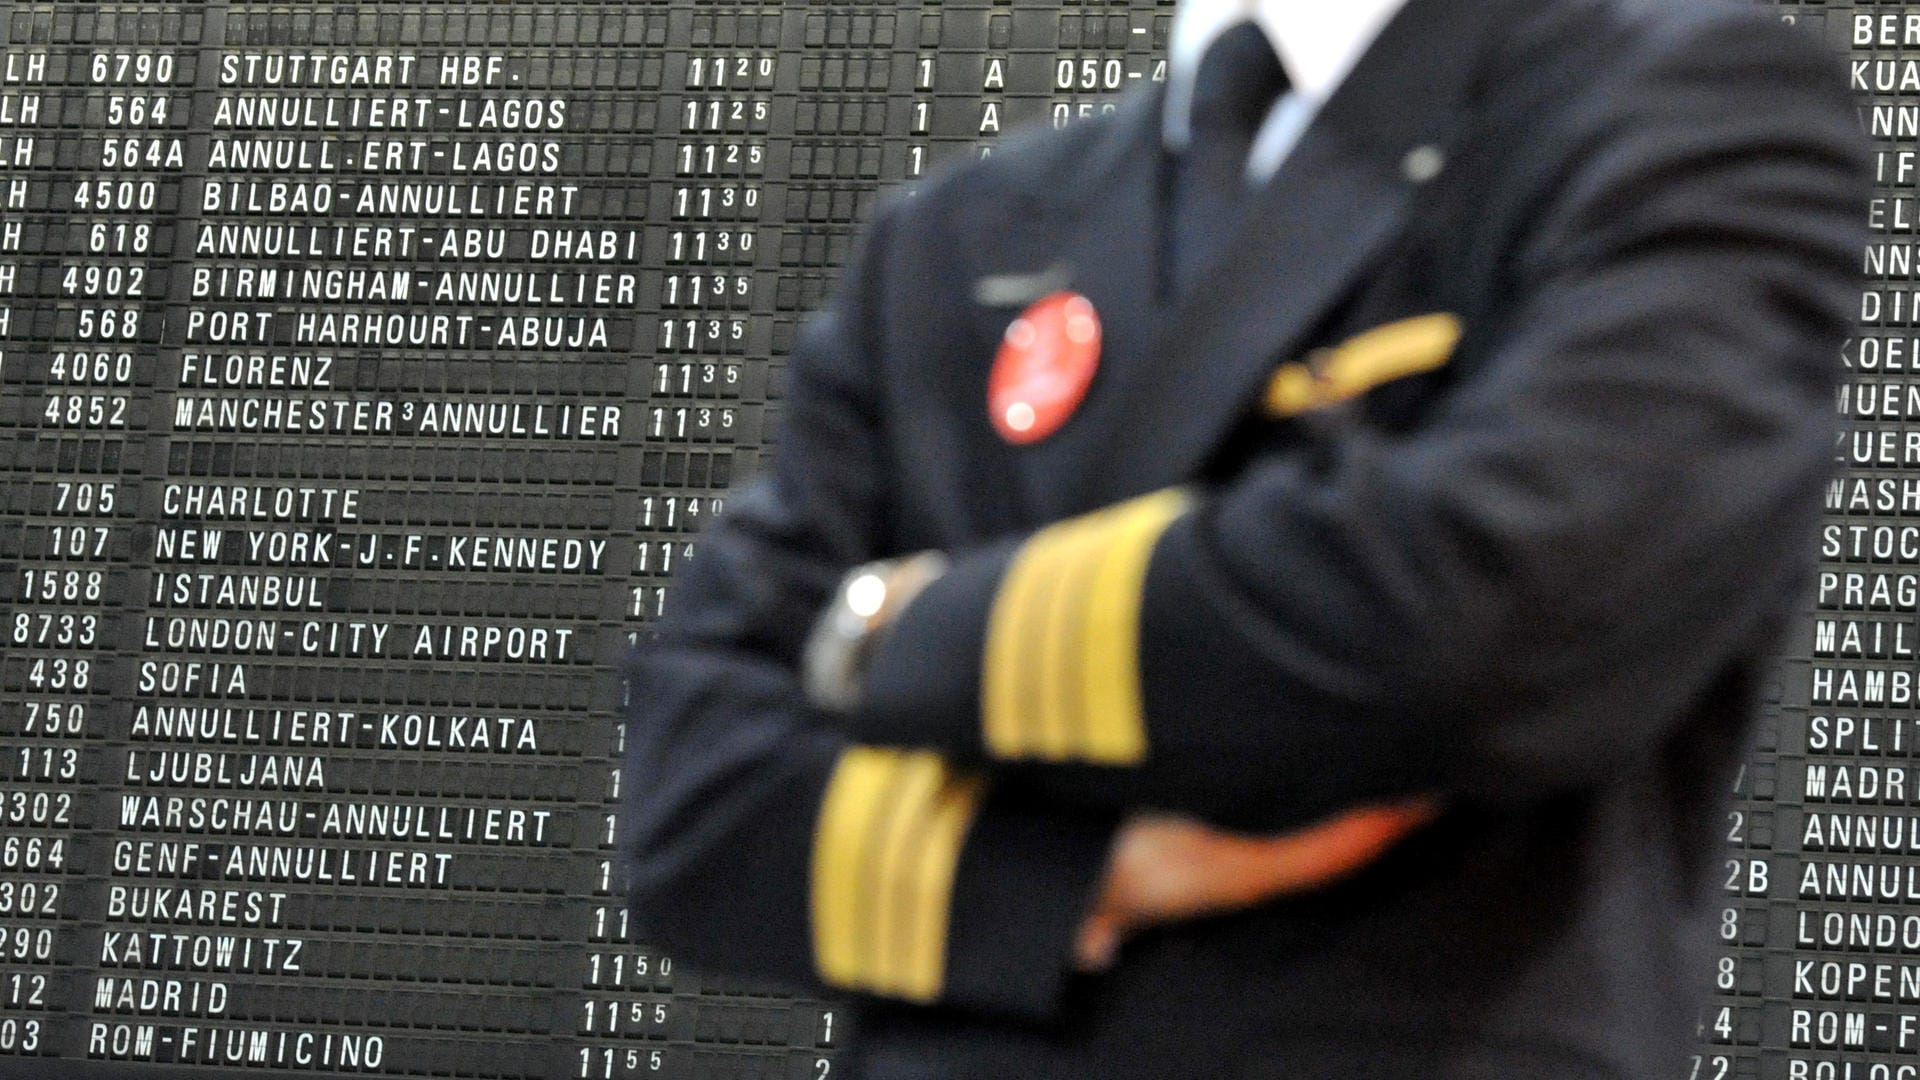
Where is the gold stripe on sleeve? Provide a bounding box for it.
[899,770,988,1001]
[811,746,895,990]
[983,516,1073,759]
[1044,522,1113,760]
[1030,516,1111,760]
[865,753,944,994]
[981,488,1189,765]
[810,747,987,1002]
[1076,491,1186,764]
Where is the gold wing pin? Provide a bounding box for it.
[1264,313,1463,418]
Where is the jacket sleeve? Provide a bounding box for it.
[842,12,1870,832]
[618,201,1119,1022]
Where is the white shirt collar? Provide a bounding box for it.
[1163,0,1411,150]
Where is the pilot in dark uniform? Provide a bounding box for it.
[619,0,1868,1076]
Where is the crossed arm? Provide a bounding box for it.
[620,13,1864,1023]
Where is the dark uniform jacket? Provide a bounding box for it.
[620,0,1868,1076]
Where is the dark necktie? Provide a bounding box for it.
[1171,21,1290,298]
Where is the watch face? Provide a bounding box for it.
[802,575,874,714]
[846,572,891,620]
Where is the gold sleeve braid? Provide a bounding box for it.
[982,488,1191,766]
[811,746,987,1002]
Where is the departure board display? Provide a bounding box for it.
[0,2,1171,1076]
[1712,6,1920,1080]
[0,1,1882,1078]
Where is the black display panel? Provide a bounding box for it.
[0,1,1878,1078]
[0,2,1172,1076]
[1710,7,1920,1080]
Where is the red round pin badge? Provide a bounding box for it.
[987,291,1102,445]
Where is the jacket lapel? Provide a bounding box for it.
[1086,0,1495,506]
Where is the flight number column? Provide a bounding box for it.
[0,8,195,1064]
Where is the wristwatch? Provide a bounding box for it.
[802,551,948,713]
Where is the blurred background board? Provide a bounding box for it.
[0,1,1876,1078]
